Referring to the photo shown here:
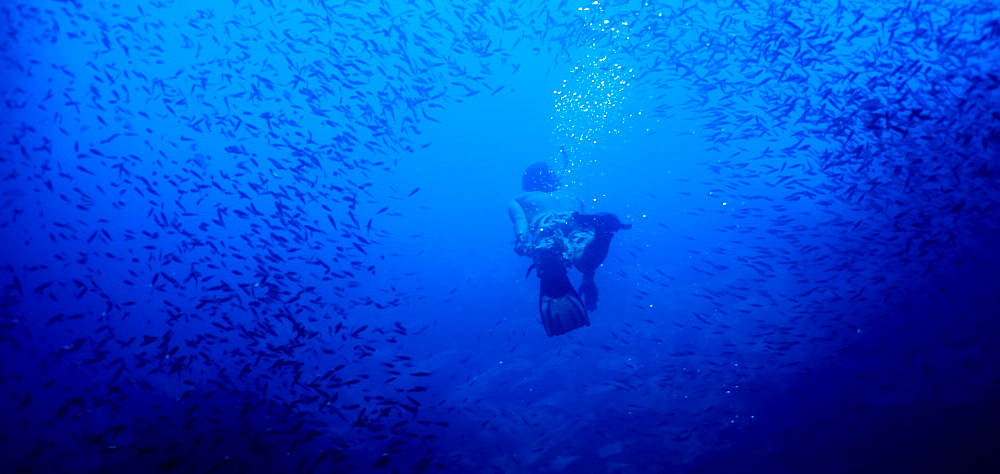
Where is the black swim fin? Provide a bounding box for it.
[537,263,589,337]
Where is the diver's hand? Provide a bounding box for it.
[514,234,531,256]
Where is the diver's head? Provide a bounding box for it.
[522,162,560,192]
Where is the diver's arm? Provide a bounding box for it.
[508,199,530,255]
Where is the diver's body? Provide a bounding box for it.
[509,189,584,255]
[508,163,630,337]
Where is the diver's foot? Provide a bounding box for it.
[578,279,599,312]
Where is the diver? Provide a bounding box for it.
[508,162,631,337]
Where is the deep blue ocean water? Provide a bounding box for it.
[1,0,999,472]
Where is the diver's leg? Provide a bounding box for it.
[568,227,602,311]
[536,253,575,300]
[578,269,599,312]
[572,214,629,311]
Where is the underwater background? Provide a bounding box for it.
[2,0,999,472]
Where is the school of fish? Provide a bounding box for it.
[1,0,998,471]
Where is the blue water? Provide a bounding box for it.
[2,0,999,472]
